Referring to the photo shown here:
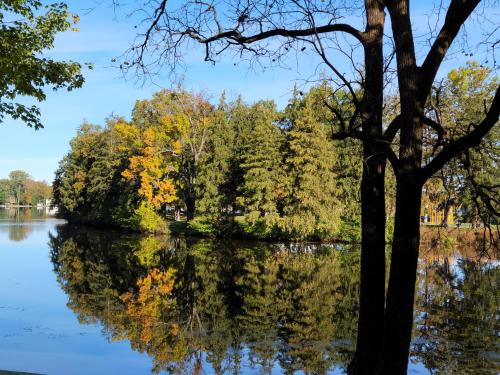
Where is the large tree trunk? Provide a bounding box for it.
[379,175,422,374]
[349,156,387,375]
[349,2,386,373]
[378,1,424,370]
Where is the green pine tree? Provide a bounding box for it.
[280,95,341,240]
[237,100,284,236]
[197,93,235,221]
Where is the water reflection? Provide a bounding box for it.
[0,208,56,242]
[48,225,499,374]
[0,207,50,221]
[414,248,500,374]
[49,226,358,374]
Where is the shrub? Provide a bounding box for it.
[132,202,168,233]
[187,217,216,236]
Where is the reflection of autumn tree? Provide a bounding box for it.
[49,228,362,373]
[414,253,500,374]
[120,268,190,373]
[8,224,34,242]
[49,226,189,373]
[49,226,496,374]
[49,226,146,325]
[133,236,166,267]
[0,207,46,222]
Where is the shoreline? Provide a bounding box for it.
[59,215,496,247]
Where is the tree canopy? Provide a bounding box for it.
[54,85,363,239]
[0,170,51,205]
[0,0,85,129]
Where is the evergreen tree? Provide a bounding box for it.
[307,85,363,240]
[280,95,340,239]
[196,93,235,221]
[53,120,137,228]
[237,100,284,234]
[224,97,254,215]
[284,85,363,240]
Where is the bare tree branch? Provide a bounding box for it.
[420,84,500,182]
[419,0,481,101]
[384,114,401,142]
[186,22,366,46]
[422,115,445,154]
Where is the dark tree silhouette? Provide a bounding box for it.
[116,1,500,373]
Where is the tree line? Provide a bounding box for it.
[3,1,499,372]
[53,63,497,241]
[0,170,52,206]
[53,84,363,240]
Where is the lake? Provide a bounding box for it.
[0,210,498,374]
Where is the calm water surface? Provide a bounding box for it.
[0,210,498,374]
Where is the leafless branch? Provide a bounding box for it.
[420,84,500,182]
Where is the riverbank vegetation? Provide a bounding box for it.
[53,63,498,242]
[53,84,364,240]
[0,170,52,206]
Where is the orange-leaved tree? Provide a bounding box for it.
[115,117,182,231]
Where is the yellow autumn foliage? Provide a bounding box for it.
[118,120,180,209]
[121,268,176,343]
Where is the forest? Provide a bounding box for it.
[54,62,498,241]
[0,170,52,206]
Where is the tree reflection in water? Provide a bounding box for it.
[0,208,50,241]
[48,226,498,374]
[414,246,500,374]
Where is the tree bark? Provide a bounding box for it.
[348,2,386,374]
[379,2,423,372]
[349,156,387,375]
[442,201,450,227]
[380,175,422,374]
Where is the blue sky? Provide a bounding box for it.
[0,0,492,182]
[0,0,320,182]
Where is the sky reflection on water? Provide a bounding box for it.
[0,211,498,374]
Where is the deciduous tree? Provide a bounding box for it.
[8,170,30,205]
[0,0,85,128]
[132,89,213,220]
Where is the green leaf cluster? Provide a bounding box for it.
[0,0,85,129]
